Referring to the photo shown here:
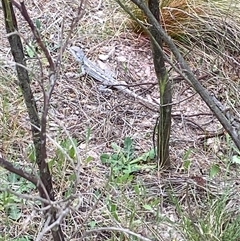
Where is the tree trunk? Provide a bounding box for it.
[1,1,65,240]
[148,0,172,168]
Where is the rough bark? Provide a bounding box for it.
[1,1,65,240]
[148,0,172,168]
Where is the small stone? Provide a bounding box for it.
[99,54,109,61]
[116,56,127,62]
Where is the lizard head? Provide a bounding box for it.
[69,46,85,63]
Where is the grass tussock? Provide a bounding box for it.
[129,0,240,57]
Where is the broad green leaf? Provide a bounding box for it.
[9,205,21,220]
[88,220,96,228]
[143,204,153,211]
[69,145,76,159]
[85,156,93,163]
[26,45,35,58]
[183,160,191,170]
[111,142,121,151]
[35,19,41,29]
[100,153,110,163]
[148,149,155,159]
[209,164,220,178]
[232,155,240,164]
[124,137,134,160]
[7,173,20,183]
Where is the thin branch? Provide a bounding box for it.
[11,0,55,71]
[56,0,85,67]
[79,227,153,241]
[0,157,38,186]
[6,188,52,206]
[35,208,70,241]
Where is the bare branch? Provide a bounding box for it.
[79,227,153,241]
[36,208,70,241]
[0,157,38,186]
[11,0,55,71]
[6,188,52,206]
[56,0,85,67]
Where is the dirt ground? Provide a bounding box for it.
[0,0,240,240]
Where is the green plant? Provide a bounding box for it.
[47,137,79,197]
[182,148,192,173]
[100,137,155,179]
[225,133,240,165]
[0,171,36,224]
[56,137,78,160]
[209,164,220,178]
[0,236,32,241]
[48,137,78,173]
[172,188,240,241]
[10,237,32,241]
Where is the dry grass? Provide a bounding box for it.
[129,0,240,61]
[0,0,240,240]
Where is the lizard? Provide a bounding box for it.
[69,46,158,111]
